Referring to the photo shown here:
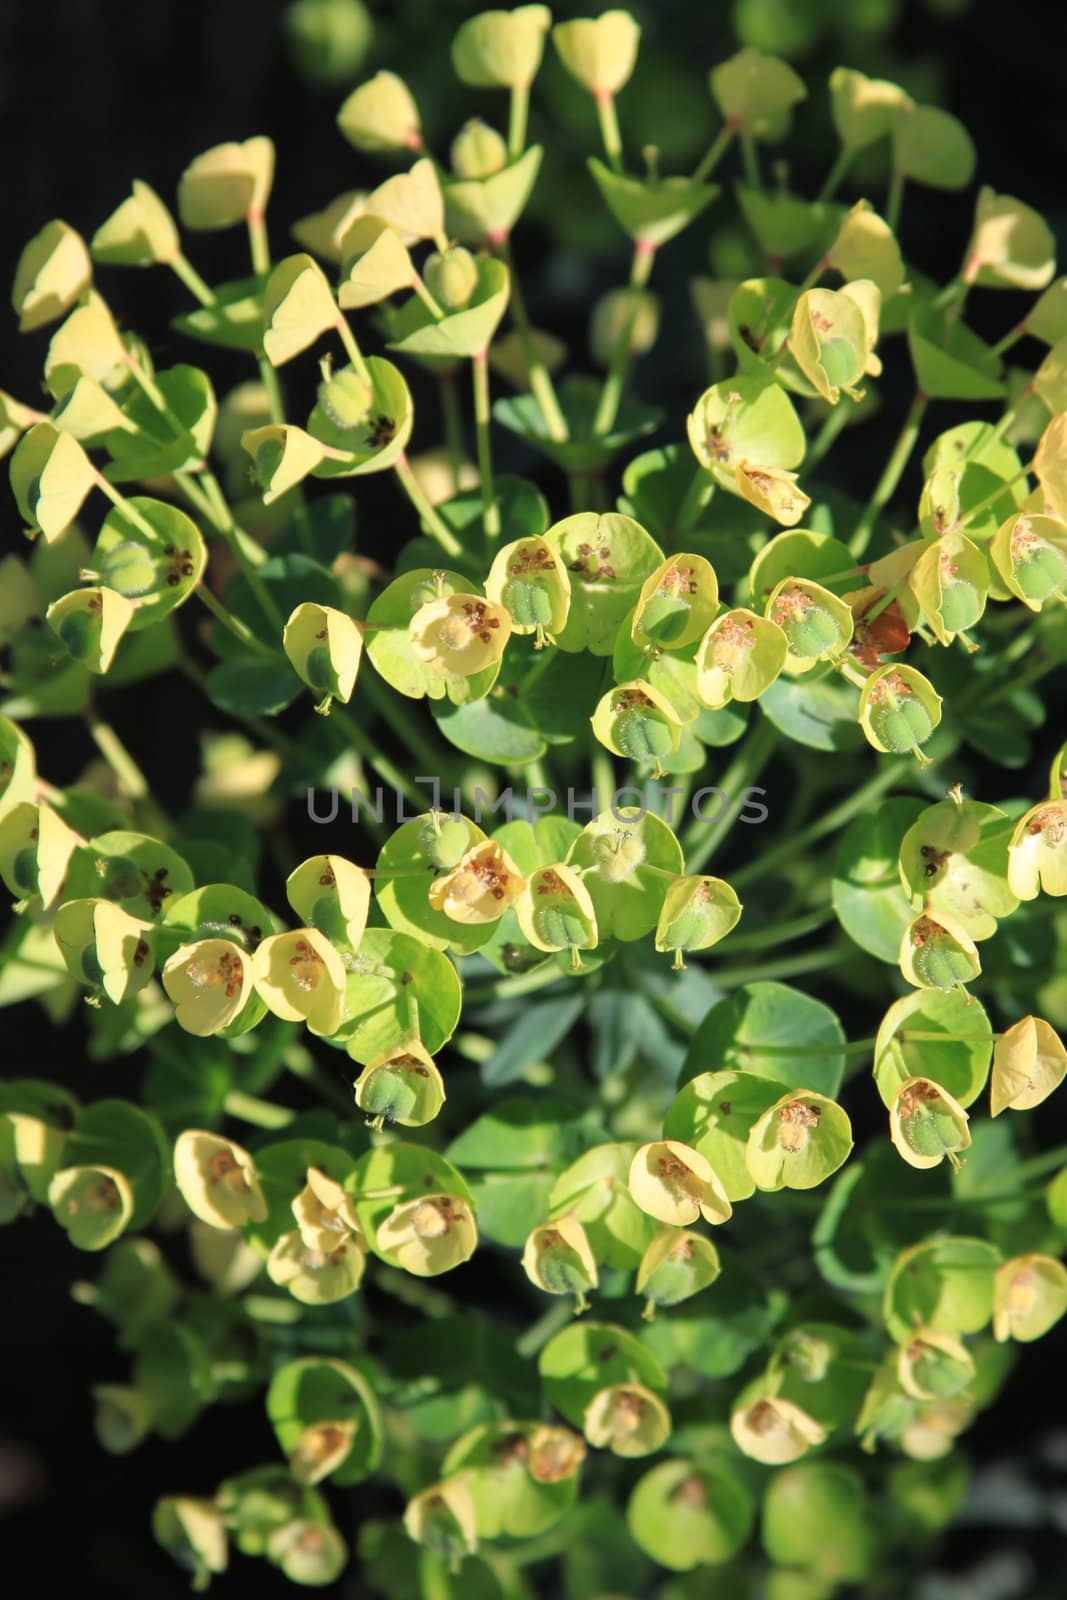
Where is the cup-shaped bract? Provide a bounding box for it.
[892,103,975,191]
[589,165,717,252]
[262,253,339,367]
[45,292,128,387]
[516,864,598,958]
[404,1477,478,1559]
[293,190,367,265]
[829,68,910,152]
[734,460,811,527]
[910,531,988,644]
[710,48,806,141]
[583,1382,670,1458]
[162,938,255,1036]
[451,119,509,179]
[0,717,36,817]
[631,553,719,649]
[761,1462,879,1583]
[889,1077,971,1171]
[152,1497,228,1588]
[696,607,787,707]
[287,1419,358,1487]
[591,680,681,773]
[522,1215,599,1297]
[1009,802,1067,900]
[636,1228,721,1312]
[10,422,96,543]
[173,1130,267,1230]
[374,1192,477,1276]
[178,137,274,230]
[730,1394,826,1465]
[337,71,421,153]
[990,512,1067,611]
[364,159,444,246]
[50,370,133,442]
[485,534,571,641]
[858,665,942,759]
[338,216,413,309]
[898,796,1017,943]
[826,201,905,299]
[1027,277,1067,346]
[896,1329,974,1401]
[553,10,640,97]
[251,927,346,1037]
[90,497,207,630]
[899,911,981,990]
[966,188,1056,292]
[544,511,665,655]
[92,1382,156,1455]
[46,585,136,675]
[267,1227,367,1304]
[291,1165,363,1256]
[788,286,871,404]
[687,376,805,491]
[287,854,370,949]
[628,1139,732,1226]
[452,6,552,89]
[765,576,854,669]
[991,1015,1067,1116]
[266,1519,348,1585]
[654,874,742,965]
[0,800,80,908]
[409,591,512,679]
[1033,337,1067,415]
[243,423,328,503]
[354,1040,446,1128]
[53,897,153,1003]
[283,601,363,710]
[91,181,179,268]
[49,1163,134,1251]
[746,1091,853,1192]
[993,1254,1067,1343]
[12,219,92,332]
[428,839,526,924]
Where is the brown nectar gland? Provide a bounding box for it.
[777,1099,819,1153]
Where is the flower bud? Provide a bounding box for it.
[162,938,255,1036]
[266,1519,348,1584]
[993,1254,1067,1342]
[354,1040,445,1128]
[711,48,806,141]
[746,1091,853,1191]
[515,863,598,964]
[527,1423,586,1483]
[631,553,719,650]
[583,1382,670,1457]
[735,460,811,527]
[589,287,659,368]
[1008,801,1067,899]
[173,1130,268,1229]
[696,607,787,707]
[654,874,741,968]
[897,1330,974,1401]
[49,1164,133,1251]
[591,680,681,774]
[178,137,274,230]
[428,839,525,924]
[283,601,363,713]
[889,1076,971,1170]
[92,1383,156,1454]
[375,1192,477,1276]
[409,591,512,678]
[53,897,153,1002]
[553,11,641,97]
[628,1139,731,1226]
[0,800,79,908]
[485,535,571,642]
[404,1477,478,1558]
[991,1015,1067,1116]
[291,1165,363,1256]
[286,853,370,949]
[153,1497,228,1587]
[636,1228,721,1314]
[990,512,1067,612]
[588,824,646,883]
[858,664,942,760]
[424,245,480,312]
[899,911,981,990]
[91,180,179,267]
[268,1227,367,1304]
[337,71,421,153]
[522,1215,598,1302]
[451,118,509,180]
[730,1395,825,1464]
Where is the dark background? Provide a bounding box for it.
[2,0,1067,1594]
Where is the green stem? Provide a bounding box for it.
[170,252,216,306]
[508,82,530,159]
[247,212,271,277]
[198,471,284,632]
[958,460,1033,529]
[990,319,1028,360]
[593,240,655,437]
[850,391,928,557]
[196,582,276,658]
[817,148,852,204]
[731,758,904,889]
[88,717,151,804]
[595,90,623,172]
[740,132,760,190]
[683,716,778,872]
[591,748,615,816]
[223,1090,295,1130]
[329,704,427,812]
[722,907,835,954]
[463,961,564,1005]
[393,453,463,558]
[674,467,715,540]
[360,668,451,775]
[692,124,735,184]
[258,357,287,427]
[438,373,465,494]
[717,948,836,987]
[335,315,371,385]
[806,401,853,470]
[886,169,905,234]
[496,238,568,442]
[516,1298,574,1359]
[472,350,501,545]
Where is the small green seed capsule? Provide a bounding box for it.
[899,911,981,990]
[890,1076,971,1170]
[516,863,598,960]
[317,364,373,430]
[654,874,742,966]
[631,553,719,649]
[451,118,509,179]
[910,531,988,643]
[766,577,853,665]
[423,246,479,311]
[354,1040,445,1128]
[859,664,942,760]
[591,679,681,775]
[636,1228,721,1314]
[287,853,370,948]
[485,535,571,641]
[991,512,1067,611]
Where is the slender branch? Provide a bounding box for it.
[394,453,464,558]
[817,148,852,204]
[850,391,928,557]
[508,82,530,159]
[593,240,655,437]
[691,123,735,185]
[683,716,779,872]
[594,90,623,172]
[472,350,501,545]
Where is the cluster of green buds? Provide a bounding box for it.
[3,4,1067,1593]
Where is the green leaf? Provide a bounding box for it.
[589,159,718,249]
[388,258,510,360]
[495,374,662,474]
[627,1458,754,1570]
[204,659,301,717]
[641,1248,787,1377]
[874,989,993,1110]
[173,275,265,352]
[332,928,463,1064]
[907,304,1005,402]
[539,1320,666,1427]
[832,796,926,963]
[680,981,847,1097]
[481,994,585,1087]
[759,670,862,752]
